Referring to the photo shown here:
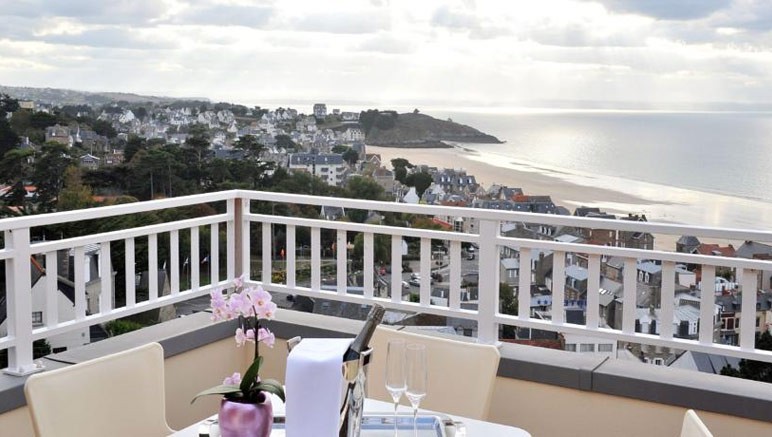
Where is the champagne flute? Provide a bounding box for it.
[385,339,406,435]
[405,344,427,437]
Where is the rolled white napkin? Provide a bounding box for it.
[285,338,353,437]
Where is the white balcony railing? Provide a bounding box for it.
[2,189,772,376]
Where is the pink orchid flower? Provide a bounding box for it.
[223,372,242,385]
[257,328,275,348]
[210,290,227,321]
[235,327,256,347]
[256,301,277,320]
[248,286,272,309]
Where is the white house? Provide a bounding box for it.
[563,333,617,358]
[288,153,347,187]
[342,127,365,142]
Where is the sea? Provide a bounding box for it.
[424,109,772,234]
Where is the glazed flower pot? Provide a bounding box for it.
[218,396,273,437]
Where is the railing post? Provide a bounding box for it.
[477,219,500,344]
[3,228,43,376]
[229,197,243,280]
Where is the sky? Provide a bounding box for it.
[1,0,772,109]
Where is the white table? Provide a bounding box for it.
[173,397,530,436]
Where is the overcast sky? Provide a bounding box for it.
[1,0,772,109]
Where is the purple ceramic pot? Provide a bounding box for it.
[218,396,273,437]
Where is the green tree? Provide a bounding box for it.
[342,148,359,166]
[0,93,20,114]
[234,134,265,158]
[359,109,378,134]
[346,176,384,201]
[275,134,297,150]
[500,282,519,339]
[0,148,34,206]
[124,135,146,163]
[83,165,133,195]
[390,158,413,184]
[233,135,273,189]
[352,232,391,266]
[29,112,58,130]
[57,166,93,211]
[105,319,144,336]
[721,331,772,382]
[32,143,74,211]
[404,171,433,197]
[129,147,183,199]
[91,119,117,138]
[0,94,20,157]
[331,145,348,154]
[344,176,385,222]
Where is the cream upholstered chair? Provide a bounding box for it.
[24,342,174,437]
[367,326,500,420]
[680,409,713,437]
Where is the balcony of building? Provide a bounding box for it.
[1,190,772,436]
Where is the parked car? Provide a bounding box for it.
[409,278,420,287]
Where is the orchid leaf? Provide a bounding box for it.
[240,355,263,394]
[255,378,286,403]
[191,384,241,404]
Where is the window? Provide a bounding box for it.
[653,358,664,366]
[32,311,43,325]
[598,344,613,352]
[580,344,595,352]
[757,317,761,328]
[638,271,643,281]
[53,347,67,354]
[565,344,577,352]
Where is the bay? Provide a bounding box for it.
[416,110,772,232]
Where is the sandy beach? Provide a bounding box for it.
[366,144,772,251]
[367,144,654,211]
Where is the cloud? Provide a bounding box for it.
[171,4,275,28]
[710,0,772,32]
[292,12,390,34]
[356,34,415,54]
[39,28,178,50]
[432,5,479,30]
[0,0,169,24]
[527,22,646,47]
[593,0,731,20]
[430,4,510,39]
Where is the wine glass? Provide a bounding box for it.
[405,343,427,437]
[385,339,406,435]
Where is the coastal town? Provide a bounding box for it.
[1,90,772,380]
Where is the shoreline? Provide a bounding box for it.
[367,144,655,212]
[365,144,770,251]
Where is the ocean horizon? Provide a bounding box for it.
[422,109,772,233]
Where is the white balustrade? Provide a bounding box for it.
[2,189,772,376]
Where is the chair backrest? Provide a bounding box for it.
[24,342,174,437]
[367,327,501,420]
[680,409,713,437]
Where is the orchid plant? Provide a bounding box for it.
[192,276,286,404]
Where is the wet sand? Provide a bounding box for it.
[366,145,751,251]
[368,145,654,211]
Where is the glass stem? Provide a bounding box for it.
[393,401,399,436]
[413,407,418,437]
